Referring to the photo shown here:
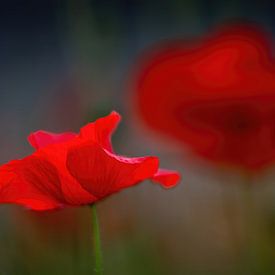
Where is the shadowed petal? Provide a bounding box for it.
[33,141,97,206]
[66,143,159,198]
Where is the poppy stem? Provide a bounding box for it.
[90,204,103,274]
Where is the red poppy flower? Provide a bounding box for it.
[0,112,180,210]
[134,25,275,171]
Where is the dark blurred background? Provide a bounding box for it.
[1,1,275,274]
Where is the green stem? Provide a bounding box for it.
[90,204,103,274]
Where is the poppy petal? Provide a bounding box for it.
[79,111,121,152]
[66,143,159,198]
[33,147,97,206]
[135,25,275,170]
[0,156,64,210]
[152,169,181,188]
[28,131,77,150]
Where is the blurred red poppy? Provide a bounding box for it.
[134,25,275,171]
[0,112,180,210]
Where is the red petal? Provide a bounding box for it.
[34,147,97,206]
[0,156,64,210]
[66,143,159,199]
[152,169,181,188]
[79,111,121,152]
[28,131,77,150]
[134,25,275,170]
